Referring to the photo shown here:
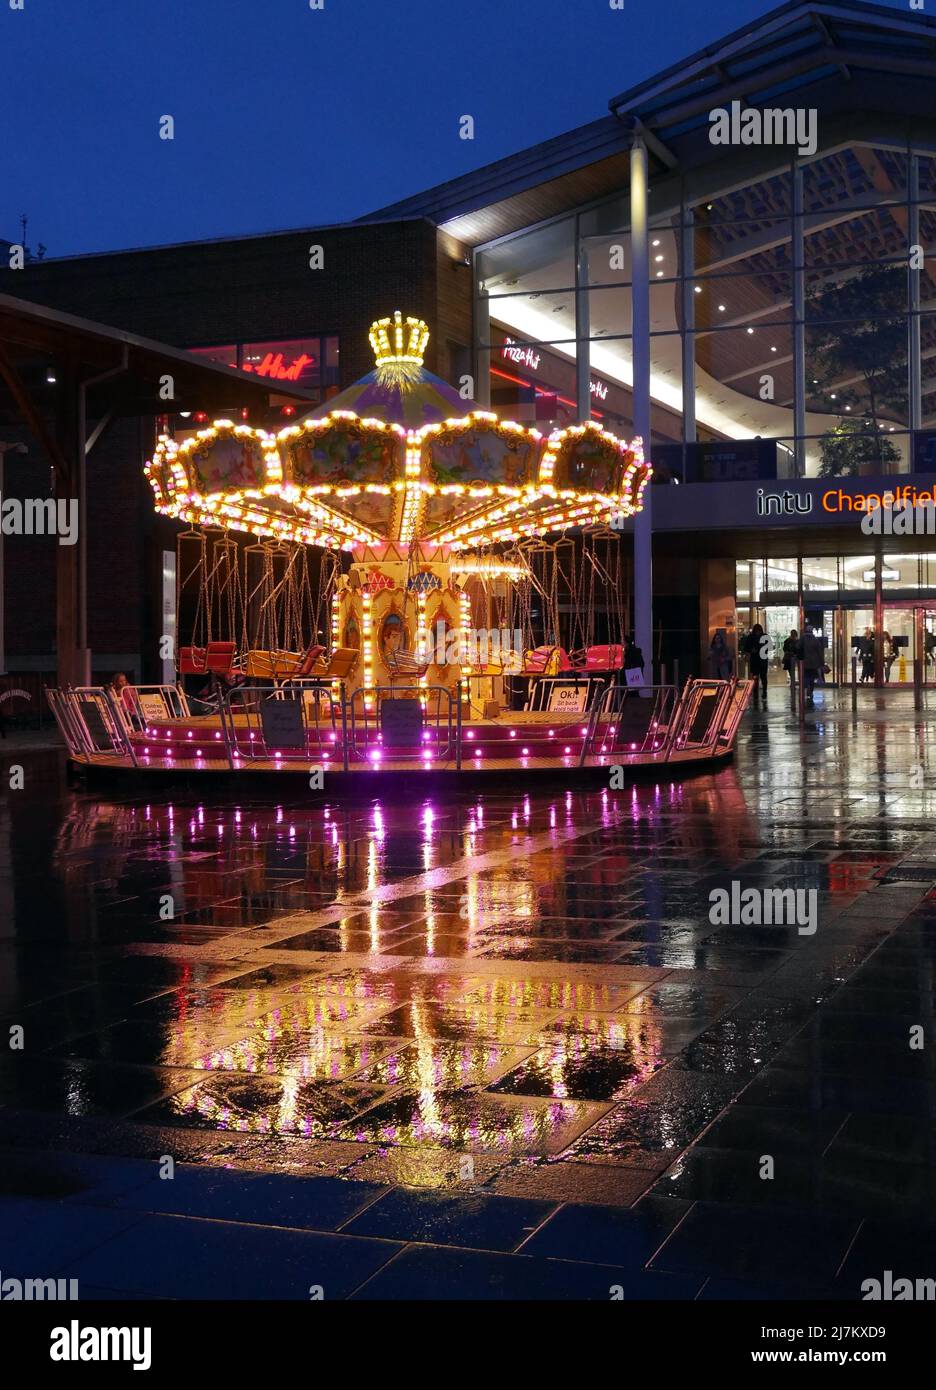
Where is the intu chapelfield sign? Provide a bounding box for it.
[755,486,936,518]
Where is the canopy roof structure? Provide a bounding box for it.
[306,312,480,428]
[146,313,651,551]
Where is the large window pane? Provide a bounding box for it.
[693,214,791,274]
[803,145,908,213]
[692,324,795,441]
[477,219,575,299]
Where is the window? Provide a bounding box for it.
[189,335,339,397]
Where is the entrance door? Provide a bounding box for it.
[842,606,875,685]
[802,605,837,685]
[921,608,936,685]
[881,607,915,686]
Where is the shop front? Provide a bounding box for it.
[736,554,936,686]
[651,476,936,690]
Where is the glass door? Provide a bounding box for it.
[922,608,936,686]
[881,607,915,686]
[802,606,836,686]
[842,606,876,685]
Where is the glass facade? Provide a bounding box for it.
[475,142,936,482]
[733,551,936,686]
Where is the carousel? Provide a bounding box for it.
[47,313,751,780]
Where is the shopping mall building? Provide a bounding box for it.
[3,0,936,688]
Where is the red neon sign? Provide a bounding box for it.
[242,352,314,382]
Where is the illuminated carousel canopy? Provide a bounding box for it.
[307,310,480,427]
[146,314,651,550]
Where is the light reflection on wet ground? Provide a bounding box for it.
[4,696,936,1295]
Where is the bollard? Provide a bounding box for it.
[798,659,806,724]
[851,655,858,714]
[914,656,923,713]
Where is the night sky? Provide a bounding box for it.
[2,0,907,257]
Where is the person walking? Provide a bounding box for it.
[742,622,769,706]
[782,629,798,688]
[709,629,733,680]
[798,627,824,707]
[859,627,875,684]
[882,630,897,683]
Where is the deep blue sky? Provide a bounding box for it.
[1,0,906,257]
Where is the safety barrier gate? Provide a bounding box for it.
[580,677,753,766]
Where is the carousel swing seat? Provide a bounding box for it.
[178,646,207,676]
[179,641,237,680]
[242,643,326,681]
[384,647,430,685]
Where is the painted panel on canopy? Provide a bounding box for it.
[283,421,405,487]
[421,421,542,487]
[189,434,268,495]
[548,433,631,493]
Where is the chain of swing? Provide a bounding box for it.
[176,528,338,656]
[175,526,627,662]
[463,531,630,656]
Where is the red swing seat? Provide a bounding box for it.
[179,646,207,675]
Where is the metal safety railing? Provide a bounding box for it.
[523,671,611,713]
[347,684,460,768]
[221,681,340,767]
[45,676,753,773]
[579,684,679,766]
[45,686,139,765]
[580,677,753,766]
[115,683,191,737]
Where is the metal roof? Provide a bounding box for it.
[610,0,936,159]
[364,1,936,242]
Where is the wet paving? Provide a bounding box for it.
[4,688,936,1298]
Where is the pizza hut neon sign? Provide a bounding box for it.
[502,338,609,401]
[241,352,314,382]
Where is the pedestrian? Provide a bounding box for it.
[782,629,798,687]
[709,629,732,680]
[619,633,646,697]
[742,622,769,705]
[860,627,875,683]
[109,672,141,728]
[882,630,897,683]
[798,627,824,707]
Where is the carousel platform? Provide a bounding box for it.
[46,677,753,785]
